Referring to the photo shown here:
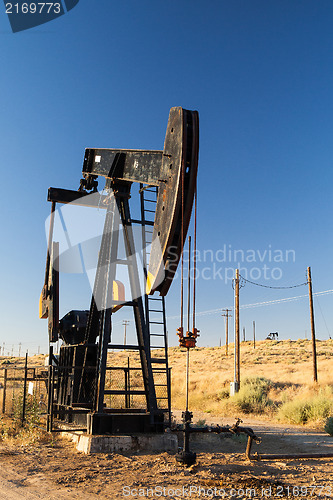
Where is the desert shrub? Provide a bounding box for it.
[12,394,41,426]
[324,417,333,436]
[194,419,206,427]
[278,400,311,424]
[231,377,274,414]
[218,389,230,400]
[278,389,333,425]
[0,395,51,445]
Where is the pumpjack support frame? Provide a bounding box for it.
[41,107,199,435]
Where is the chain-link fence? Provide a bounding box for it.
[0,365,48,417]
[0,362,170,427]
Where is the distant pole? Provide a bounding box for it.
[123,320,130,345]
[253,321,256,349]
[242,327,246,342]
[234,269,240,387]
[222,309,232,356]
[307,267,318,383]
[11,345,14,356]
[37,346,40,355]
[18,343,22,357]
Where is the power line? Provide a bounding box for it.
[166,288,333,320]
[315,295,331,338]
[239,274,308,290]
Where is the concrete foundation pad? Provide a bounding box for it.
[66,431,178,454]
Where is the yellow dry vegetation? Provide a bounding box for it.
[3,340,332,426]
[107,339,333,417]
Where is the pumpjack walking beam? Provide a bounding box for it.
[82,107,199,296]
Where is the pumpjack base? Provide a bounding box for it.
[54,406,165,435]
[87,412,165,435]
[64,430,178,455]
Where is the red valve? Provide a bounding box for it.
[177,327,200,349]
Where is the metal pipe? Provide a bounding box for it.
[174,424,259,441]
[192,188,197,332]
[253,453,333,460]
[246,436,253,460]
[180,160,185,331]
[185,348,190,411]
[234,269,240,387]
[187,236,191,333]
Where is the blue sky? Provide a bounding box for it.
[1,0,333,354]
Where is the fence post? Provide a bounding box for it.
[50,366,55,432]
[21,353,28,425]
[47,346,53,432]
[2,369,7,414]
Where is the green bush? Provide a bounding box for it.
[278,391,333,425]
[12,394,41,426]
[231,377,273,414]
[278,400,311,424]
[324,417,333,436]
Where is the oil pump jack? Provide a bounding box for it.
[40,107,199,435]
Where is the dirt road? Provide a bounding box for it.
[0,416,332,499]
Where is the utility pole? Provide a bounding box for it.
[18,343,22,357]
[222,309,232,355]
[233,269,240,393]
[307,267,318,383]
[242,327,246,342]
[253,321,256,349]
[123,320,130,346]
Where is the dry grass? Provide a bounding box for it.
[106,339,333,426]
[2,339,333,430]
[170,340,333,427]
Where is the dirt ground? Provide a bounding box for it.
[0,413,333,500]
